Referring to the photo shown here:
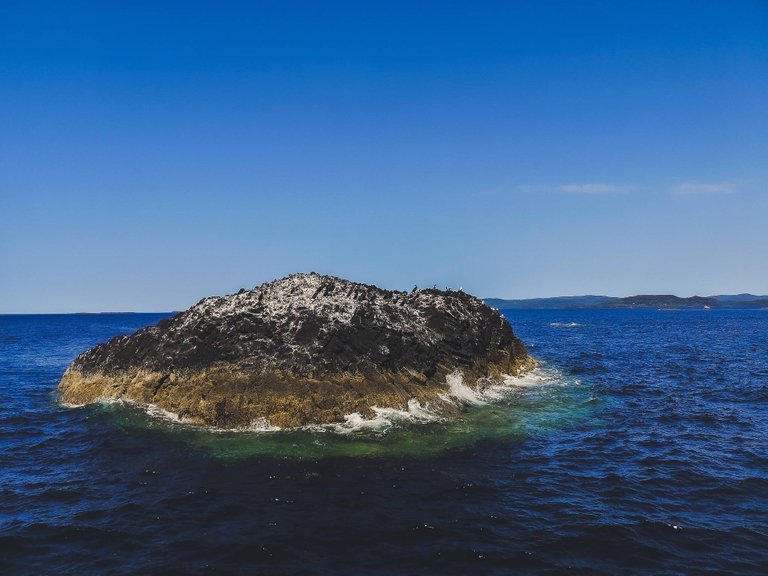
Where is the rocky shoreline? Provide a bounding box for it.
[59,274,533,428]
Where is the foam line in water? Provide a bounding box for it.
[144,403,283,432]
[59,401,86,408]
[439,366,572,405]
[94,398,198,425]
[90,397,283,432]
[143,402,197,424]
[327,399,442,434]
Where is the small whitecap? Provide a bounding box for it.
[59,400,87,409]
[439,371,487,405]
[328,399,442,434]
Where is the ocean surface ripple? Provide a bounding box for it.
[1,310,767,575]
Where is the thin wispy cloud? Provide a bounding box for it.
[516,181,747,197]
[558,183,632,195]
[673,181,738,196]
[515,183,633,196]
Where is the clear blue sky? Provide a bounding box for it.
[1,1,766,312]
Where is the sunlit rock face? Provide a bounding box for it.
[59,273,532,428]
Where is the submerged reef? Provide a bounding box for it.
[59,273,533,428]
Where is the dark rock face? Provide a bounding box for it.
[60,274,532,428]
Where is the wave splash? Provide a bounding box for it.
[328,366,566,434]
[439,367,564,403]
[328,398,441,434]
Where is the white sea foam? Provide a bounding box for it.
[91,397,197,425]
[310,367,560,434]
[438,365,568,405]
[82,397,284,432]
[242,417,282,432]
[143,402,197,425]
[141,402,283,432]
[439,370,487,405]
[549,322,582,328]
[328,399,442,434]
[59,400,86,408]
[502,369,556,388]
[201,418,282,433]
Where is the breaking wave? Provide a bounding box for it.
[327,398,442,434]
[314,365,571,434]
[439,366,568,404]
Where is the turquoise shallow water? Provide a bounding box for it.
[1,310,767,574]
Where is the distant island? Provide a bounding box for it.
[485,293,768,310]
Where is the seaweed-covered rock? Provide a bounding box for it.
[59,273,532,427]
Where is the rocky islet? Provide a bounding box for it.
[59,273,533,428]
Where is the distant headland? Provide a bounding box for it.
[58,274,533,428]
[485,293,768,310]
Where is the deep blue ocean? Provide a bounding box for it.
[1,309,767,575]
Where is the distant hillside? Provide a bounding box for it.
[484,296,618,309]
[601,295,768,309]
[485,294,768,310]
[710,293,768,302]
[716,299,768,309]
[600,295,718,309]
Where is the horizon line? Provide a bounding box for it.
[3,292,767,315]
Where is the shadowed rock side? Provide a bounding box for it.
[59,274,533,428]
